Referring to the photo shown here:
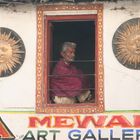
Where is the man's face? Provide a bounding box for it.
[61,47,75,63]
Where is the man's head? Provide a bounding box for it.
[60,42,76,64]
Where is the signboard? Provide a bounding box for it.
[1,113,140,140]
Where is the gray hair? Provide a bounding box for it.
[61,42,76,52]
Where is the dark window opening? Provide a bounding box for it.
[48,20,96,104]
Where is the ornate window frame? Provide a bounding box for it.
[36,4,104,114]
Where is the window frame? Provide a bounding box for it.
[36,4,104,114]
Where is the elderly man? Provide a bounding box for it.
[50,42,91,104]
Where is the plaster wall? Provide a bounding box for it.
[104,1,140,110]
[0,4,36,111]
[0,1,140,111]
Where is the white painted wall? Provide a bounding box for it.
[104,1,140,111]
[0,1,140,112]
[0,4,36,111]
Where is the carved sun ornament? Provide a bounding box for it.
[112,18,140,69]
[0,28,25,77]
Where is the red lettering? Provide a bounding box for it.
[0,117,15,139]
[29,117,52,128]
[0,123,11,138]
[134,115,140,127]
[106,115,132,128]
[54,116,74,128]
[28,115,135,129]
[76,115,107,128]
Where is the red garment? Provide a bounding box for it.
[50,60,89,97]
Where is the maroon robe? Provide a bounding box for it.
[50,60,89,97]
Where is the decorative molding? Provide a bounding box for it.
[36,4,104,114]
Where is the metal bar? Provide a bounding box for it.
[48,60,96,63]
[48,74,96,77]
[48,88,95,91]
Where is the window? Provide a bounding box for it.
[36,4,104,113]
[48,19,95,103]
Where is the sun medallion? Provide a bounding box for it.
[0,27,25,77]
[112,18,140,69]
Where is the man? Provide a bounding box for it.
[50,42,91,104]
